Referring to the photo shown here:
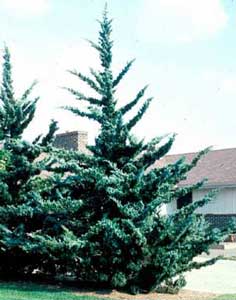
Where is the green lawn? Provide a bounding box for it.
[0,281,236,300]
[0,282,104,300]
[213,296,236,300]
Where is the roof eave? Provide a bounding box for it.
[179,182,236,189]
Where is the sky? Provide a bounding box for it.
[0,0,236,154]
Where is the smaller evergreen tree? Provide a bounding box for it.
[0,46,59,275]
[0,47,38,140]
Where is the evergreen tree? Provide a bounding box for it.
[0,46,59,275]
[0,46,94,280]
[57,8,234,293]
[0,47,38,140]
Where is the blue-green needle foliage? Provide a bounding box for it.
[0,47,38,139]
[56,8,234,294]
[0,46,59,276]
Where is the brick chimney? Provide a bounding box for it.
[53,131,88,153]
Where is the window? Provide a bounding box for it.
[177,192,192,209]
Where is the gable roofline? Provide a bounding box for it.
[168,146,236,158]
[154,147,236,188]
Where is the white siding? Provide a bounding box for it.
[160,204,167,215]
[194,187,236,214]
[165,187,236,215]
[166,197,177,214]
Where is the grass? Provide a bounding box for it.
[0,281,236,300]
[213,296,236,300]
[0,281,105,300]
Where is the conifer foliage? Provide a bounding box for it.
[0,47,38,140]
[59,8,234,293]
[0,46,58,275]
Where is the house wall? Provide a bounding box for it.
[194,187,236,214]
[166,197,177,214]
[166,186,236,215]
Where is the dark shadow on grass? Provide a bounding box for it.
[0,278,115,297]
[0,280,116,300]
[0,281,65,294]
[0,272,146,297]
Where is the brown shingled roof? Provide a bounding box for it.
[153,148,236,188]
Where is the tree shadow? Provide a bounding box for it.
[0,281,64,293]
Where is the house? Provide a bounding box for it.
[153,148,236,228]
[54,131,236,229]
